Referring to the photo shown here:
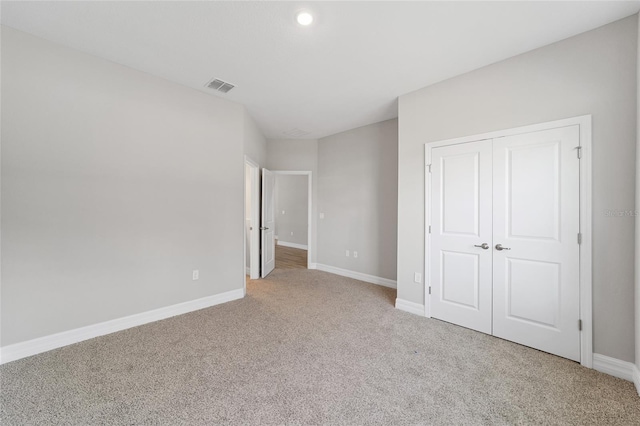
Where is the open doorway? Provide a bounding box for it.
[244,157,260,288]
[272,171,312,270]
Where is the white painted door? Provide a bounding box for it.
[492,126,581,361]
[430,140,494,334]
[261,168,276,278]
[428,125,581,361]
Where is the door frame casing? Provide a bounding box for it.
[244,156,260,288]
[271,171,313,269]
[424,115,592,368]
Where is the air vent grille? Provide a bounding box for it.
[205,78,235,93]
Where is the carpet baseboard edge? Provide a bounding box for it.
[395,298,426,316]
[593,353,636,382]
[313,263,396,289]
[0,288,245,365]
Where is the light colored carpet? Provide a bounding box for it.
[1,268,639,425]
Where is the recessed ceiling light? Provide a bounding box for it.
[296,11,313,26]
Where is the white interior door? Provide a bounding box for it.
[246,161,260,280]
[428,125,581,362]
[261,168,275,278]
[492,126,581,361]
[430,140,494,334]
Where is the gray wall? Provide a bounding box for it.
[243,113,266,167]
[267,139,318,171]
[398,16,638,362]
[1,27,247,346]
[267,139,318,263]
[636,12,640,376]
[275,175,308,246]
[317,119,398,281]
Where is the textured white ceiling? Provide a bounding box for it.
[2,1,639,139]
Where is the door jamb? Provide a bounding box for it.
[271,171,313,269]
[244,156,260,292]
[424,115,592,368]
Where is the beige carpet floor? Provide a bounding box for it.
[1,268,639,425]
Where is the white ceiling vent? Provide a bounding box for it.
[205,78,235,93]
[283,128,311,138]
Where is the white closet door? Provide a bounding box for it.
[492,126,581,361]
[430,140,493,334]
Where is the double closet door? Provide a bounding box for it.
[429,125,581,362]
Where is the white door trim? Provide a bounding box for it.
[271,171,313,269]
[244,156,260,289]
[424,115,593,368]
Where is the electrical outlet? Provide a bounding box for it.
[192,270,199,280]
[320,213,325,219]
[346,250,350,257]
[282,210,285,215]
[353,251,358,258]
[290,231,294,236]
[414,272,421,283]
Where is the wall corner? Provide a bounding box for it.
[635,12,640,390]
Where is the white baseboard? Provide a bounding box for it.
[593,353,637,382]
[633,364,640,396]
[0,288,245,365]
[313,263,396,289]
[277,240,308,250]
[308,263,318,269]
[395,298,426,316]
[245,267,250,275]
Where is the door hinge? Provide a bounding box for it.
[427,164,432,173]
[428,286,431,295]
[577,233,582,244]
[428,225,432,234]
[576,146,582,159]
[578,319,583,331]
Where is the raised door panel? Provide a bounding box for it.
[441,251,480,309]
[508,142,560,241]
[506,258,560,329]
[441,152,480,236]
